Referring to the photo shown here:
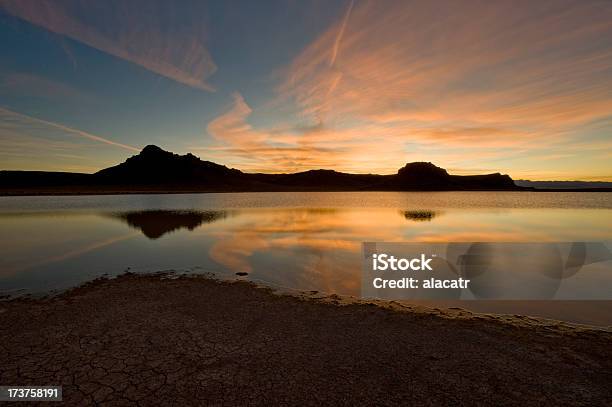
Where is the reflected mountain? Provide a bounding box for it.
[402,210,440,222]
[111,210,229,239]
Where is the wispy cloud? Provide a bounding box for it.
[202,92,548,174]
[0,107,138,172]
[0,107,138,152]
[329,0,353,67]
[0,72,89,101]
[203,92,426,173]
[272,0,612,178]
[207,93,268,148]
[205,93,341,172]
[0,0,217,91]
[282,1,612,126]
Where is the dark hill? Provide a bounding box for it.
[396,162,453,189]
[95,145,243,186]
[0,171,91,188]
[0,145,527,194]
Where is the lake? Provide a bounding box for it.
[1,191,611,327]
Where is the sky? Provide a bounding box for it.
[0,0,611,180]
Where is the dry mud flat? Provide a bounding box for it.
[0,274,611,406]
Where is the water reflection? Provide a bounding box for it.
[402,210,440,221]
[0,196,611,326]
[109,210,229,239]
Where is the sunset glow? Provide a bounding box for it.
[1,0,611,180]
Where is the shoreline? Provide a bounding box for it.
[252,279,612,333]
[5,271,611,331]
[2,188,612,197]
[1,273,610,405]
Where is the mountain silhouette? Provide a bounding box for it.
[1,145,530,194]
[96,145,243,186]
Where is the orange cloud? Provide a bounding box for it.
[207,93,267,147]
[271,0,612,178]
[204,93,364,172]
[281,1,612,129]
[197,1,612,179]
[202,93,535,174]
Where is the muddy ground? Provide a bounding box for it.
[1,274,610,406]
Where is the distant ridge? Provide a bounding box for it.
[515,180,612,189]
[0,144,575,195]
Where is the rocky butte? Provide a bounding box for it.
[0,145,523,194]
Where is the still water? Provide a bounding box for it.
[1,192,611,326]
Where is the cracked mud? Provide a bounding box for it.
[1,274,611,406]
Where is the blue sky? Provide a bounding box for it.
[1,0,611,180]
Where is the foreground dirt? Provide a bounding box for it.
[1,274,611,406]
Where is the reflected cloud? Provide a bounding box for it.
[110,210,229,239]
[204,207,612,295]
[2,231,138,276]
[207,208,363,293]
